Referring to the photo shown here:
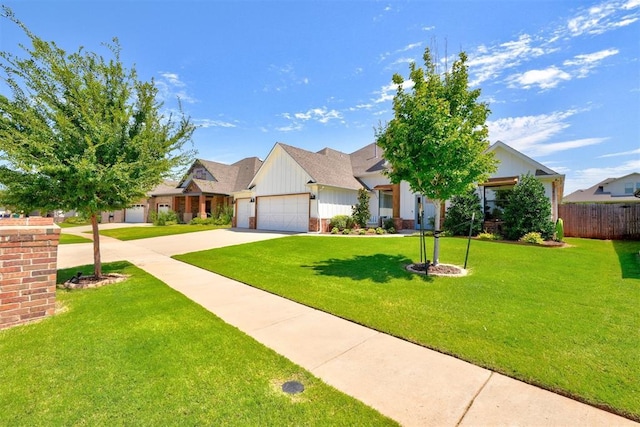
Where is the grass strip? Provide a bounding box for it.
[97,224,231,240]
[0,261,395,426]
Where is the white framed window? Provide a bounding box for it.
[624,182,634,194]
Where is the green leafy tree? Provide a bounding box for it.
[502,174,554,240]
[443,188,483,236]
[0,8,195,277]
[376,48,497,265]
[351,188,371,228]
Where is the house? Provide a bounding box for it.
[232,140,565,233]
[101,157,262,223]
[563,173,640,203]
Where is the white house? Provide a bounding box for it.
[232,140,565,233]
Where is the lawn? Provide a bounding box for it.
[175,236,640,420]
[0,262,395,426]
[96,223,231,240]
[59,233,93,244]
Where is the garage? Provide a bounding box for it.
[236,198,251,228]
[125,204,145,223]
[257,194,309,232]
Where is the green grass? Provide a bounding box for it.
[57,220,92,228]
[97,223,231,240]
[175,236,640,420]
[59,233,93,244]
[0,262,395,426]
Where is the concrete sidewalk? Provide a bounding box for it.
[57,229,638,426]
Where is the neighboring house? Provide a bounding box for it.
[563,173,640,203]
[232,140,564,233]
[101,157,262,223]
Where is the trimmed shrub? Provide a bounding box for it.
[358,228,366,235]
[151,210,179,226]
[342,228,352,235]
[375,227,385,235]
[366,228,376,234]
[477,232,501,241]
[443,188,483,236]
[190,217,214,225]
[329,215,354,231]
[555,218,564,242]
[519,231,544,244]
[331,227,339,234]
[503,174,554,240]
[383,217,395,231]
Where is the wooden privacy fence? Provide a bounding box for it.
[559,203,640,240]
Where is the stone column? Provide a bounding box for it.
[0,217,60,330]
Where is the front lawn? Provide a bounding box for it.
[96,223,231,240]
[59,233,92,244]
[0,262,395,426]
[175,236,640,420]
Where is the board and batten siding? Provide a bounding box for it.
[253,146,312,196]
[318,187,358,219]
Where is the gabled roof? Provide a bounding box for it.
[350,142,387,176]
[171,157,264,196]
[277,143,363,190]
[148,180,182,196]
[487,141,561,176]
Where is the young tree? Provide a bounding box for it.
[376,48,496,265]
[351,188,371,228]
[502,174,554,240]
[0,8,195,277]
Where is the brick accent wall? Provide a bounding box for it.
[308,217,320,232]
[0,217,60,330]
[249,217,256,229]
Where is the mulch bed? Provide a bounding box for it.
[406,263,468,277]
[58,273,129,290]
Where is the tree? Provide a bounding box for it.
[0,8,195,277]
[376,48,497,265]
[443,188,483,236]
[351,188,371,228]
[502,174,554,240]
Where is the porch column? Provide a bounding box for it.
[392,184,400,218]
[199,194,206,219]
[185,195,191,213]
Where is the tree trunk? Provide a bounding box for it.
[432,199,442,266]
[91,213,102,278]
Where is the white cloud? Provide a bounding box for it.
[566,158,640,193]
[563,48,619,77]
[422,26,435,31]
[400,42,422,52]
[598,147,640,157]
[276,123,303,132]
[194,119,236,129]
[488,109,610,157]
[157,72,197,104]
[566,0,640,36]
[374,80,415,104]
[508,66,572,90]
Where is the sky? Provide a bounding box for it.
[1,0,639,195]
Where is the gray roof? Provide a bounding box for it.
[350,142,387,176]
[278,143,363,190]
[563,178,640,203]
[148,180,182,196]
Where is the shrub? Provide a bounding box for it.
[351,189,371,228]
[331,227,339,234]
[519,231,544,244]
[443,188,483,236]
[366,228,376,234]
[555,218,564,242]
[383,218,395,231]
[358,229,366,235]
[342,228,351,235]
[477,232,501,241]
[375,227,385,235]
[329,215,354,231]
[152,210,178,226]
[190,217,214,225]
[387,227,396,234]
[502,174,554,240]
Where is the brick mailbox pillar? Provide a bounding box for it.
[0,217,60,330]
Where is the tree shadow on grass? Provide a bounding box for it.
[303,254,431,284]
[612,240,640,279]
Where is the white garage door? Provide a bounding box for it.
[257,194,309,232]
[125,204,145,223]
[236,198,251,228]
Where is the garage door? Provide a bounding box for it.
[257,194,309,232]
[125,204,145,223]
[236,198,251,228]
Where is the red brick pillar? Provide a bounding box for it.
[0,217,60,330]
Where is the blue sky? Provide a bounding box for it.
[1,0,638,195]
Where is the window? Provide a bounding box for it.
[483,187,512,220]
[624,182,634,194]
[379,191,393,219]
